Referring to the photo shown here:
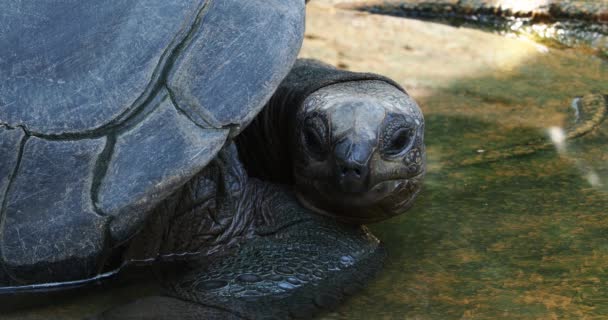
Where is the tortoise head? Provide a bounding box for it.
[293,80,425,224]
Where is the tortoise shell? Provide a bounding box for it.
[0,0,304,286]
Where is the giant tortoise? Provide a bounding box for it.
[0,0,425,318]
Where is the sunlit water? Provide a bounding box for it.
[2,6,608,320]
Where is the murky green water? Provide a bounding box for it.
[325,106,608,319]
[320,37,608,319]
[3,9,608,320]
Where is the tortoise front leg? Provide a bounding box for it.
[95,146,386,319]
[159,189,386,319]
[95,192,384,319]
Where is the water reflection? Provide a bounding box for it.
[548,126,567,150]
[549,95,607,190]
[549,125,605,188]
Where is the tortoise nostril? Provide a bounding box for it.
[336,160,370,193]
[333,138,372,185]
[339,162,364,178]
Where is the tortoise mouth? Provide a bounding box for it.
[295,173,424,224]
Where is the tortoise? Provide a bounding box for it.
[0,0,425,318]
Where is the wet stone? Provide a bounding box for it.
[236,274,262,283]
[195,280,228,290]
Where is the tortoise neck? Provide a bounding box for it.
[235,88,299,185]
[235,59,407,185]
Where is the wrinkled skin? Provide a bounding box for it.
[294,80,425,223]
[94,144,385,320]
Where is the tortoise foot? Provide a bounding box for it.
[97,189,385,319]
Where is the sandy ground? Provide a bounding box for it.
[301,1,548,99]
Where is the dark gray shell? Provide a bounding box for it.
[0,0,304,285]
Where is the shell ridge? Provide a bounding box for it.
[166,85,218,130]
[0,0,212,140]
[0,129,28,283]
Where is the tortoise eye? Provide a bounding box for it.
[382,114,415,157]
[304,127,324,155]
[302,115,328,159]
[384,128,412,156]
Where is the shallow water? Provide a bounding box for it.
[3,5,608,320]
[306,5,608,318]
[323,101,608,319]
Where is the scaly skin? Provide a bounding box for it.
[95,144,385,319]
